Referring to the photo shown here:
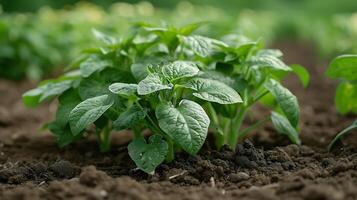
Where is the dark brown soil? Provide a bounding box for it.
[0,41,356,200]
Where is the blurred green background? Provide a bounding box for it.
[0,0,356,81]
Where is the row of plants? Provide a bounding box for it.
[23,23,308,174]
[2,1,357,81]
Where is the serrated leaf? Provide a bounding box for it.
[128,135,168,174]
[137,73,172,95]
[183,78,242,104]
[162,61,199,81]
[180,35,227,57]
[271,112,301,145]
[69,95,114,135]
[23,80,72,107]
[156,100,209,154]
[335,82,357,115]
[326,55,357,81]
[113,105,146,130]
[328,120,357,151]
[264,79,299,127]
[109,83,138,98]
[80,55,113,78]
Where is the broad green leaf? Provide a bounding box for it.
[69,95,114,135]
[156,100,210,154]
[137,73,172,95]
[265,79,299,127]
[131,63,149,81]
[326,55,357,81]
[80,55,113,78]
[128,135,168,174]
[55,89,82,127]
[290,64,310,88]
[271,112,301,145]
[183,78,242,104]
[162,61,199,81]
[180,35,227,57]
[335,82,357,115]
[247,54,291,71]
[113,105,146,130]
[109,83,138,98]
[257,49,283,58]
[92,29,117,45]
[78,78,108,99]
[23,80,72,107]
[179,22,204,35]
[48,123,81,148]
[328,120,357,151]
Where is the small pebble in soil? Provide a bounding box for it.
[228,172,250,183]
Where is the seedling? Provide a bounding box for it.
[23,23,307,174]
[326,55,357,151]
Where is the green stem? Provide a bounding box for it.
[228,107,247,149]
[206,103,226,149]
[165,137,175,162]
[238,116,270,139]
[98,122,111,153]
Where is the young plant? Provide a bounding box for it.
[326,55,357,151]
[23,23,307,173]
[186,36,309,149]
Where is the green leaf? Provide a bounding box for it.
[80,55,113,78]
[156,100,210,154]
[180,35,227,57]
[48,123,81,148]
[55,89,82,127]
[248,54,291,71]
[109,83,138,98]
[290,64,310,88]
[128,135,168,174]
[271,112,301,145]
[162,61,199,81]
[179,22,204,35]
[328,120,357,151]
[326,55,357,81]
[78,78,108,99]
[265,79,299,127]
[131,62,149,81]
[183,78,242,104]
[23,80,72,107]
[92,29,117,45]
[113,105,146,130]
[69,95,114,135]
[137,73,172,95]
[335,82,357,115]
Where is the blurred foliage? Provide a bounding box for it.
[0,1,357,81]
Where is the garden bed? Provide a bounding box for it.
[0,42,356,200]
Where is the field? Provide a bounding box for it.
[0,1,357,200]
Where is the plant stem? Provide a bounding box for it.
[98,122,111,153]
[238,116,270,139]
[165,137,175,162]
[228,107,247,149]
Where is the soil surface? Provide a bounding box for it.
[0,41,356,200]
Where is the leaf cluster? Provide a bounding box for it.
[23,23,308,174]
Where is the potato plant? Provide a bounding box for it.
[23,23,307,174]
[326,55,357,151]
